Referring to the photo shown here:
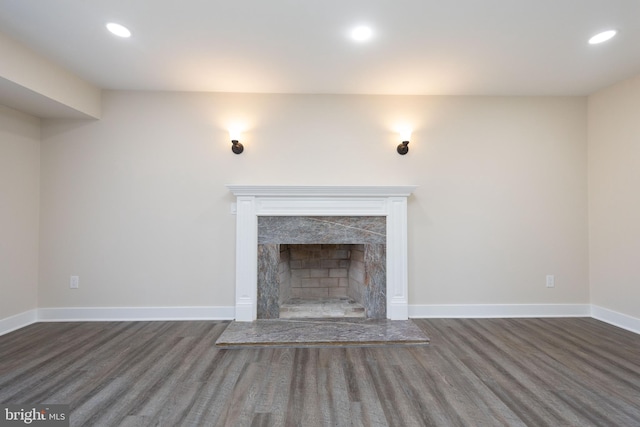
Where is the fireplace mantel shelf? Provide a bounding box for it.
[226,185,418,198]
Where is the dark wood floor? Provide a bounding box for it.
[1,318,639,426]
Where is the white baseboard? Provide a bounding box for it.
[3,305,638,337]
[0,309,38,336]
[408,304,591,318]
[591,305,640,335]
[37,306,235,322]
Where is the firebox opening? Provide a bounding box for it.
[257,242,386,320]
[279,244,366,318]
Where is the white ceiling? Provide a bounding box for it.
[1,0,640,96]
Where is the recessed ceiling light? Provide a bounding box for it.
[106,22,131,38]
[589,30,617,45]
[350,25,373,42]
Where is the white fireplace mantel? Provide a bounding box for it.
[226,185,417,321]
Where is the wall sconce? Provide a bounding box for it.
[231,139,244,154]
[397,140,409,155]
[229,128,244,154]
[396,128,411,155]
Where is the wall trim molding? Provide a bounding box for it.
[0,309,38,336]
[591,305,640,335]
[37,306,235,322]
[408,304,591,318]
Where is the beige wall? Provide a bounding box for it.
[0,106,40,318]
[588,75,640,319]
[38,91,589,309]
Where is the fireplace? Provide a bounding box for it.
[227,185,417,321]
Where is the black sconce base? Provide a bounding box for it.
[231,140,244,154]
[397,141,409,155]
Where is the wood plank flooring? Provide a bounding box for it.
[1,318,639,426]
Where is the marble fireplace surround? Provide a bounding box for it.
[226,185,417,322]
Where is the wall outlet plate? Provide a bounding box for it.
[546,275,555,288]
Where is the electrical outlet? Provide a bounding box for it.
[546,275,555,288]
[70,276,79,289]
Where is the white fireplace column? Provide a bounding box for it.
[226,185,417,321]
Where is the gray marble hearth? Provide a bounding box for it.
[215,319,430,348]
